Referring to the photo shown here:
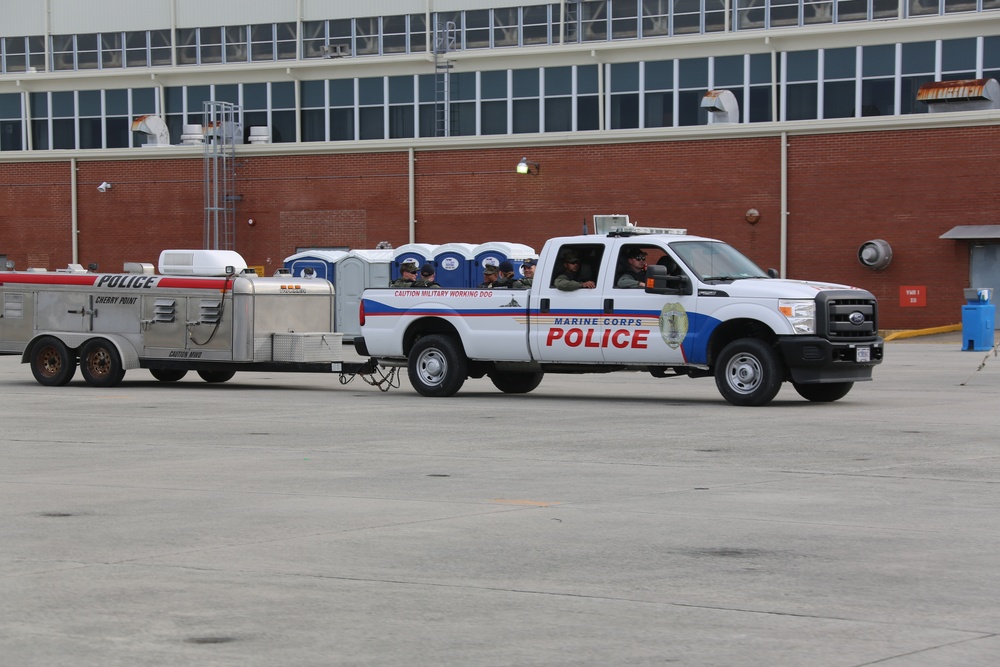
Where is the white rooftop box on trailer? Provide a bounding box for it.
[158,249,248,276]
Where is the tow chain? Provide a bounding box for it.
[338,358,399,391]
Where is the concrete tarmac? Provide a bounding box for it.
[1,337,999,666]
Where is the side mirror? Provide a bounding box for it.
[767,268,779,278]
[645,264,692,295]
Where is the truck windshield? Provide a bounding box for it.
[670,241,769,283]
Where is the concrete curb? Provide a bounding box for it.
[883,323,962,342]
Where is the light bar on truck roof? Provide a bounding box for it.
[608,225,687,236]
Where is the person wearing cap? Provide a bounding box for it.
[478,263,500,288]
[554,252,595,291]
[390,260,420,287]
[491,260,524,289]
[411,263,441,288]
[519,258,537,287]
[617,248,648,289]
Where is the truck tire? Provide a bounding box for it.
[30,336,76,387]
[489,371,544,394]
[197,369,236,383]
[408,335,467,397]
[149,369,188,382]
[714,338,783,407]
[792,381,853,403]
[79,339,126,387]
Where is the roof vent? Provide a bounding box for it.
[131,115,171,146]
[701,90,740,124]
[917,78,1000,113]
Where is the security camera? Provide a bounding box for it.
[97,182,112,193]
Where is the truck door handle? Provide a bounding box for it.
[604,299,614,314]
[540,298,550,314]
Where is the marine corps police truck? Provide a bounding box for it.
[356,226,884,406]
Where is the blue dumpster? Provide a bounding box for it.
[962,288,995,351]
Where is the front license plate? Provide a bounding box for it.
[856,347,871,363]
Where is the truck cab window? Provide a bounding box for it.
[550,244,604,290]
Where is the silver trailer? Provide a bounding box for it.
[0,254,385,388]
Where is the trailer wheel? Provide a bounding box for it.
[489,371,544,394]
[408,335,467,397]
[714,338,783,407]
[30,336,76,387]
[79,339,126,388]
[792,381,854,403]
[197,369,236,383]
[149,369,188,382]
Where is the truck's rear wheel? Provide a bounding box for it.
[793,381,854,403]
[489,371,543,394]
[714,338,783,407]
[197,369,236,383]
[30,337,76,387]
[408,335,467,397]
[79,339,126,387]
[150,369,188,382]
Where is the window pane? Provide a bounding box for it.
[825,47,856,79]
[78,90,101,116]
[787,51,818,82]
[644,91,673,127]
[610,62,639,93]
[513,99,539,133]
[901,41,935,75]
[80,117,102,148]
[359,77,384,105]
[862,45,895,77]
[106,89,127,115]
[513,69,539,97]
[389,105,414,137]
[645,60,673,90]
[861,78,893,116]
[481,100,507,134]
[272,81,294,108]
[331,79,354,106]
[942,38,976,73]
[389,76,414,104]
[52,91,74,117]
[679,58,708,89]
[302,108,325,141]
[244,83,268,110]
[714,55,744,87]
[611,93,639,129]
[545,97,572,131]
[132,88,156,115]
[545,66,572,95]
[481,70,507,99]
[578,65,599,94]
[359,106,384,139]
[271,110,294,143]
[330,108,354,140]
[824,80,855,118]
[578,96,599,130]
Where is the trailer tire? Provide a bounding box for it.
[79,339,126,387]
[30,336,76,387]
[150,369,188,382]
[489,371,544,394]
[714,338,783,407]
[792,381,854,403]
[408,335,467,397]
[197,369,236,383]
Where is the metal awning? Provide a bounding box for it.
[940,225,1000,240]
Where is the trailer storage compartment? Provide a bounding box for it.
[272,332,344,363]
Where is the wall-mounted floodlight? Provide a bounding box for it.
[97,181,112,193]
[516,157,540,175]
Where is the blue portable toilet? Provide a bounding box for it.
[391,244,438,280]
[283,250,349,282]
[432,243,477,288]
[472,242,538,284]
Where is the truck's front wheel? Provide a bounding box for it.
[715,338,783,406]
[792,381,853,402]
[489,371,543,394]
[408,335,467,397]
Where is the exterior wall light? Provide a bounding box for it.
[516,157,540,175]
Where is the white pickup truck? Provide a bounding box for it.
[355,228,883,406]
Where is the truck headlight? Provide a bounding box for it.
[778,299,816,334]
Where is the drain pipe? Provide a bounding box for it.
[780,131,788,279]
[408,147,416,243]
[70,158,79,264]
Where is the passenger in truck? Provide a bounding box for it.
[616,248,648,288]
[554,253,596,290]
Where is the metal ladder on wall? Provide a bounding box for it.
[203,101,242,251]
[433,21,457,137]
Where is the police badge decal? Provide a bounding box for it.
[658,303,689,350]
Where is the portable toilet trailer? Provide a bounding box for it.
[431,243,477,288]
[333,249,394,340]
[283,250,349,281]
[391,244,438,280]
[473,242,537,283]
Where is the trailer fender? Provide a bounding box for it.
[22,333,141,370]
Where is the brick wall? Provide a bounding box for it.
[1,125,996,329]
